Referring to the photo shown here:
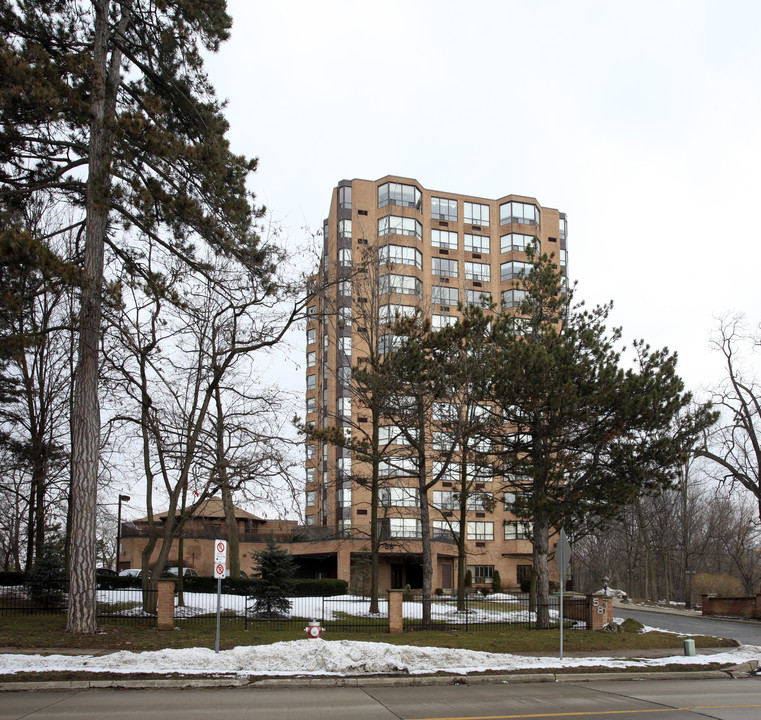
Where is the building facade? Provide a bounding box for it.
[304,175,568,593]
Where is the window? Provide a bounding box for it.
[338,219,352,239]
[306,444,315,460]
[339,248,352,267]
[432,286,459,305]
[464,261,490,281]
[379,244,422,269]
[305,514,315,526]
[338,185,352,209]
[307,305,316,318]
[306,397,316,414]
[501,289,528,309]
[378,333,404,354]
[432,314,456,330]
[378,424,410,446]
[467,521,493,541]
[500,233,537,253]
[338,279,352,297]
[517,564,532,583]
[433,520,457,541]
[339,306,352,328]
[306,351,316,367]
[337,396,351,418]
[500,260,531,281]
[464,202,490,226]
[433,402,458,422]
[465,463,493,483]
[465,289,492,306]
[433,431,458,451]
[339,336,351,356]
[378,182,421,210]
[500,201,539,226]
[378,215,423,239]
[559,216,567,241]
[380,273,423,297]
[380,487,418,507]
[559,249,567,267]
[433,491,456,510]
[503,491,528,511]
[378,303,417,323]
[337,456,352,478]
[306,468,315,484]
[306,490,315,507]
[379,456,419,476]
[306,374,316,390]
[338,366,351,386]
[337,488,352,507]
[307,329,316,346]
[467,493,493,511]
[431,197,458,221]
[464,234,490,253]
[432,257,459,278]
[431,229,458,249]
[504,521,532,540]
[433,461,459,483]
[468,565,494,584]
[387,518,422,538]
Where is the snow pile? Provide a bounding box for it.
[594,587,628,599]
[0,640,759,677]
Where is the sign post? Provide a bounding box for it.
[555,528,572,659]
[214,540,227,653]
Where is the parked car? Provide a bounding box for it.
[162,567,199,578]
[95,567,117,576]
[118,568,142,578]
[224,569,248,578]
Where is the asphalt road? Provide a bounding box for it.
[612,606,761,646]
[1,678,760,719]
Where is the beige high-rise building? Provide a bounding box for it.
[300,175,568,592]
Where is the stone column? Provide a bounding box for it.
[388,589,403,634]
[157,580,175,630]
[587,594,612,630]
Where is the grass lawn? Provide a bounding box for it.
[0,613,738,655]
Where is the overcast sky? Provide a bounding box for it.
[200,0,761,401]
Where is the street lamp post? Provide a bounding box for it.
[116,494,130,572]
[685,568,697,609]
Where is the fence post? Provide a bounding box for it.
[388,589,403,633]
[157,580,175,630]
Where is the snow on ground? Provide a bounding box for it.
[0,640,759,677]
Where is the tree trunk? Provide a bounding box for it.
[456,455,468,612]
[533,509,550,629]
[368,452,380,614]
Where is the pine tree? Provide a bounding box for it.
[1,1,271,633]
[490,246,715,628]
[250,538,297,618]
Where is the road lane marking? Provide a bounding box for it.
[410,704,761,720]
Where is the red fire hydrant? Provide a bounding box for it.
[305,620,324,639]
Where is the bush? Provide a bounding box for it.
[480,587,490,596]
[464,570,472,588]
[693,572,745,598]
[434,587,443,596]
[96,575,140,590]
[291,578,348,597]
[492,570,502,593]
[0,571,25,586]
[520,577,532,593]
[28,546,65,608]
[619,618,644,633]
[403,583,413,601]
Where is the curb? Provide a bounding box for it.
[0,666,754,692]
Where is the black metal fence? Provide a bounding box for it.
[1,584,590,632]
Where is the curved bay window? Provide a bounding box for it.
[378,181,422,210]
[500,201,539,226]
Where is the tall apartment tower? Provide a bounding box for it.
[302,175,568,592]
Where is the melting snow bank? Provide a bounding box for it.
[1,640,760,677]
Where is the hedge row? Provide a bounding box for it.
[1,570,349,597]
[97,574,348,596]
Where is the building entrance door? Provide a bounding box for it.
[441,563,453,590]
[391,564,403,589]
